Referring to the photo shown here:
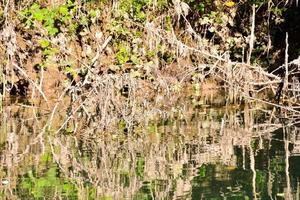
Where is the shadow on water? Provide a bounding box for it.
[1,96,300,199]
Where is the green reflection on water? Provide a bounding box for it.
[18,166,77,199]
[0,103,300,199]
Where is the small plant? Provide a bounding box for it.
[186,0,214,14]
[38,39,58,68]
[119,0,151,22]
[20,1,75,36]
[116,42,131,65]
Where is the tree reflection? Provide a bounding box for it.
[0,101,300,199]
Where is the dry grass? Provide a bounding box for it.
[1,0,300,135]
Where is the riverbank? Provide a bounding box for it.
[1,0,300,134]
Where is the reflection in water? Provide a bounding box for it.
[0,102,300,199]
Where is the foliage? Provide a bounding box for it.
[20,1,75,36]
[19,166,77,199]
[136,154,145,179]
[119,0,152,22]
[116,42,131,65]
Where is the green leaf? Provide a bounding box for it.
[44,17,55,27]
[130,55,140,64]
[42,47,57,56]
[46,26,59,36]
[64,66,77,78]
[30,3,41,11]
[116,45,130,65]
[25,19,32,27]
[33,11,45,21]
[39,39,50,48]
[80,16,89,26]
[90,9,97,18]
[58,5,69,15]
[198,3,205,13]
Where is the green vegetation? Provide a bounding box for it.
[0,0,298,107]
[19,166,77,199]
[19,1,75,36]
[1,1,300,197]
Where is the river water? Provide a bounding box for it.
[0,99,300,199]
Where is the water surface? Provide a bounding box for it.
[0,101,299,199]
